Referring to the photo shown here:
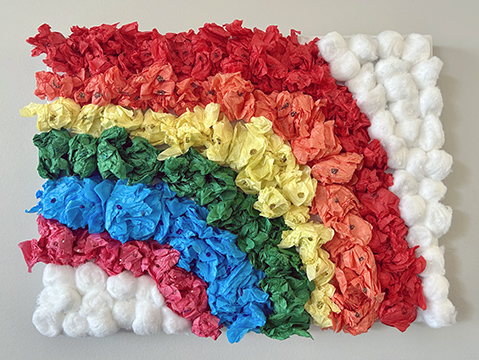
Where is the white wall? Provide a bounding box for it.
[1,1,477,359]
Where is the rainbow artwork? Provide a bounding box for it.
[19,22,455,343]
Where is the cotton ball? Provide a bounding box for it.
[399,194,426,226]
[32,306,64,337]
[80,290,114,317]
[43,264,76,288]
[406,225,438,248]
[37,285,81,313]
[345,63,376,93]
[422,273,450,302]
[401,34,431,65]
[151,286,165,308]
[348,34,378,65]
[112,299,136,330]
[329,50,361,82]
[418,178,447,202]
[317,32,348,63]
[419,87,443,117]
[87,309,119,337]
[106,271,137,300]
[389,97,420,123]
[162,307,192,335]
[377,31,404,58]
[375,58,409,84]
[75,262,107,295]
[419,298,456,328]
[395,119,421,147]
[411,56,443,89]
[368,110,395,141]
[416,245,445,276]
[418,114,445,151]
[390,170,418,198]
[382,135,408,169]
[132,301,163,335]
[354,84,387,117]
[423,149,453,181]
[63,312,89,337]
[383,74,419,102]
[135,275,156,302]
[405,147,427,180]
[425,202,453,238]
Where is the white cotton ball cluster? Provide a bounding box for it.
[348,34,378,65]
[354,84,387,117]
[416,245,446,276]
[424,149,453,181]
[418,178,447,202]
[32,307,65,337]
[37,285,81,313]
[132,301,163,335]
[383,74,419,102]
[425,202,453,238]
[405,148,427,180]
[43,264,76,287]
[162,307,191,335]
[318,32,360,82]
[79,290,114,317]
[31,263,192,338]
[399,194,426,226]
[419,87,444,118]
[375,58,409,84]
[317,31,455,328]
[401,34,431,65]
[406,226,438,248]
[63,312,89,337]
[317,32,348,63]
[390,170,418,198]
[419,298,457,328]
[411,56,443,89]
[368,110,395,141]
[345,63,376,93]
[112,299,136,330]
[329,51,361,82]
[106,270,137,300]
[382,135,409,169]
[377,31,404,58]
[75,262,107,295]
[389,97,420,123]
[418,114,445,151]
[395,119,421,147]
